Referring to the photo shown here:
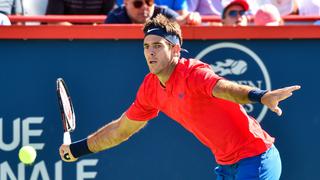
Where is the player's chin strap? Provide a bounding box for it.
[69,138,92,158]
[144,25,188,53]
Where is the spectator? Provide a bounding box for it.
[116,0,188,14]
[0,12,11,25]
[22,0,48,25]
[115,0,201,24]
[105,0,201,25]
[46,0,116,25]
[187,0,223,15]
[255,0,298,15]
[221,0,249,26]
[0,0,24,15]
[296,0,320,16]
[254,4,283,26]
[23,0,48,16]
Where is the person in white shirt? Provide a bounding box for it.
[296,0,320,16]
[187,0,223,15]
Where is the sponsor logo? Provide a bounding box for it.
[178,92,185,99]
[147,28,159,33]
[195,42,271,122]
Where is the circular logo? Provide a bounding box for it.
[195,42,271,122]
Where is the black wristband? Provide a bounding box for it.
[248,89,268,103]
[69,138,92,158]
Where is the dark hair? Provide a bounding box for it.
[143,14,183,45]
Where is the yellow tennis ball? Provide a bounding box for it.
[19,145,37,165]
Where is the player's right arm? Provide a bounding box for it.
[87,114,147,152]
[60,75,157,162]
[59,114,147,162]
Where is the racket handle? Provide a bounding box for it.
[63,132,72,160]
[63,132,72,145]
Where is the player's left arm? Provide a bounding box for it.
[212,79,252,104]
[212,79,301,115]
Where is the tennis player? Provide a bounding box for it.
[59,14,300,180]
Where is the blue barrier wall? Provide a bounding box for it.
[0,39,319,180]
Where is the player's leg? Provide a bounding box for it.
[258,145,282,179]
[235,145,282,180]
[214,164,237,180]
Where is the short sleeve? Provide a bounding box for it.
[187,65,223,97]
[126,81,159,121]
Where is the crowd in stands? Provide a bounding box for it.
[0,0,320,26]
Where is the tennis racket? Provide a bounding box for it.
[56,78,76,160]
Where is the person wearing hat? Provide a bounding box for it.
[59,14,300,180]
[221,0,249,26]
[106,0,201,25]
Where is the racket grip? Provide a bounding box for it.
[63,132,72,145]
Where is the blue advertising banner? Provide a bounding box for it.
[0,39,319,180]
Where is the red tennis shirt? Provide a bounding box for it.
[126,58,274,165]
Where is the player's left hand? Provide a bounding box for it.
[261,85,301,116]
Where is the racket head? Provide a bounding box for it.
[56,78,76,133]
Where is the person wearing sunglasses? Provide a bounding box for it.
[221,0,249,26]
[115,0,188,15]
[105,0,201,25]
[106,0,177,23]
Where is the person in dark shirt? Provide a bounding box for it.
[46,0,115,25]
[105,0,200,25]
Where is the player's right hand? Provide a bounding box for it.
[59,144,78,162]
